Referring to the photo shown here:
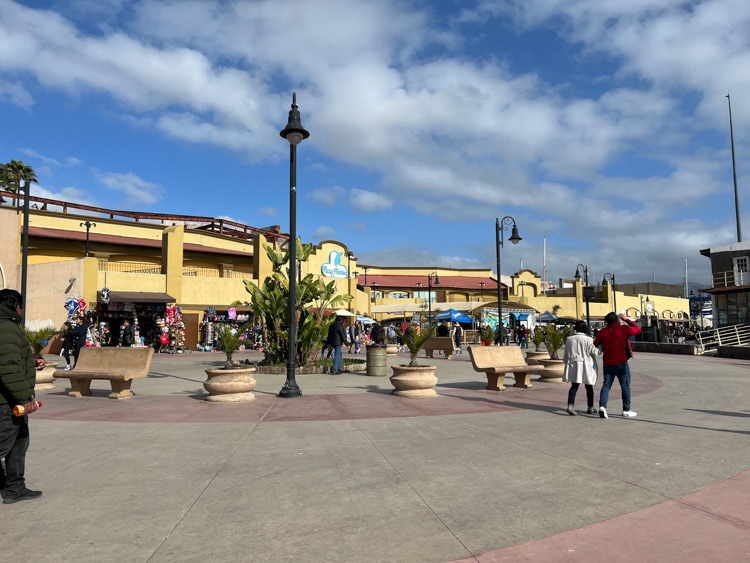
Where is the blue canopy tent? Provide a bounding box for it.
[435,308,473,323]
[357,315,376,325]
[539,311,557,323]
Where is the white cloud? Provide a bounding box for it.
[0,79,33,108]
[256,206,277,217]
[94,171,163,205]
[313,226,335,240]
[349,188,392,212]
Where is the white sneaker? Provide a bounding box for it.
[599,406,608,419]
[64,365,72,371]
[622,410,638,418]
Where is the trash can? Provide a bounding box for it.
[366,344,387,377]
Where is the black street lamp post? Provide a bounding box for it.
[495,216,522,338]
[80,221,97,257]
[278,93,309,399]
[20,179,31,324]
[602,272,616,313]
[363,266,369,287]
[575,264,592,330]
[427,272,439,325]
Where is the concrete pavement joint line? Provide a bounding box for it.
[146,421,262,562]
[350,418,478,562]
[671,473,750,529]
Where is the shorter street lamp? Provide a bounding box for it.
[574,264,592,330]
[427,272,440,325]
[496,216,522,336]
[479,281,485,302]
[602,272,616,313]
[80,221,96,257]
[363,266,369,286]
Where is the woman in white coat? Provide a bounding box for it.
[563,320,602,416]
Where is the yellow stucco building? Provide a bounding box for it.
[1,194,690,348]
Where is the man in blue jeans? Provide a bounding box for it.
[594,312,642,419]
[326,316,348,374]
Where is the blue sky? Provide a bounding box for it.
[2,0,748,287]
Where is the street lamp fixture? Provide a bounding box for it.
[496,216,522,338]
[80,221,97,257]
[602,272,616,313]
[363,266,369,287]
[427,272,440,325]
[278,92,309,399]
[575,264,592,331]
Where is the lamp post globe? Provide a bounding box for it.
[279,93,309,399]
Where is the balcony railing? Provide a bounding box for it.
[99,260,161,274]
[712,270,748,288]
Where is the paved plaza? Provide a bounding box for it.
[3,348,749,562]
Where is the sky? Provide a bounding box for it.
[1,0,749,289]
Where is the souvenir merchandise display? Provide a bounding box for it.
[157,306,190,353]
[198,310,252,351]
[96,301,166,347]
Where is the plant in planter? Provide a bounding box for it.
[390,324,439,398]
[538,324,571,382]
[543,324,571,360]
[531,328,546,352]
[215,322,251,368]
[478,326,495,346]
[203,321,258,402]
[24,323,59,391]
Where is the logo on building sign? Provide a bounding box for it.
[321,251,348,279]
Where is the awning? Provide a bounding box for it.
[106,291,175,303]
[515,313,530,321]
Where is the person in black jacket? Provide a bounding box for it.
[60,321,74,370]
[71,315,88,368]
[120,319,135,347]
[326,316,348,374]
[0,288,44,504]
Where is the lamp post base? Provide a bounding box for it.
[278,382,302,398]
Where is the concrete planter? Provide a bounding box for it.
[524,350,549,365]
[537,359,564,383]
[390,364,438,398]
[203,366,257,402]
[35,361,58,391]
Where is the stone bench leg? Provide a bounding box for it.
[512,372,533,388]
[68,378,92,397]
[485,373,506,391]
[445,352,453,360]
[425,350,435,358]
[109,379,135,400]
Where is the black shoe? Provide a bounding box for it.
[3,488,42,504]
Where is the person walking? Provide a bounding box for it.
[594,312,642,419]
[0,288,44,504]
[120,318,135,347]
[452,323,463,355]
[71,315,88,367]
[563,320,601,416]
[60,320,74,370]
[326,316,348,374]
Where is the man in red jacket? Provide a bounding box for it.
[594,312,642,419]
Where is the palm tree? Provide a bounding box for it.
[0,160,37,204]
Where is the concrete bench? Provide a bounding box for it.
[423,336,457,360]
[467,345,539,390]
[53,347,155,399]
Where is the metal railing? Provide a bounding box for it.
[695,323,750,354]
[712,270,748,288]
[98,260,162,274]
